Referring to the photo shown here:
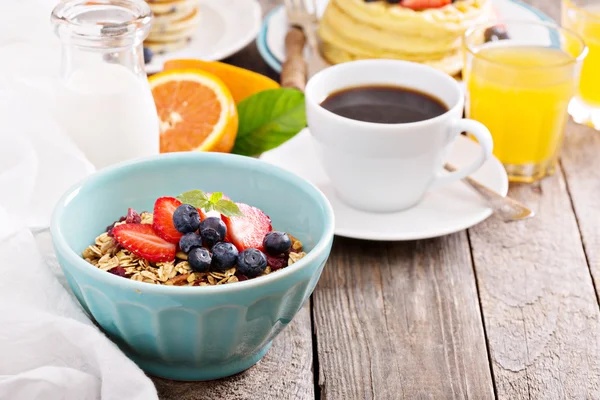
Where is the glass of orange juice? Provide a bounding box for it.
[463,21,587,182]
[562,0,600,129]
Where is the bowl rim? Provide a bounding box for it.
[50,152,335,295]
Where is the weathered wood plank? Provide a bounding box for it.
[153,302,315,400]
[468,169,600,399]
[561,123,600,301]
[313,234,494,399]
[467,0,600,397]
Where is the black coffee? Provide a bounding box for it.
[320,85,448,124]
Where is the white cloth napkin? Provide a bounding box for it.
[0,1,159,399]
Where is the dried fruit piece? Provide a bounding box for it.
[108,266,128,277]
[126,208,142,224]
[266,253,288,271]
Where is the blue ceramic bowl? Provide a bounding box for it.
[51,153,334,381]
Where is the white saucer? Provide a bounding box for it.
[146,0,262,74]
[261,129,509,241]
[258,0,553,72]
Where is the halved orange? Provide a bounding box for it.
[149,69,238,153]
[163,59,280,103]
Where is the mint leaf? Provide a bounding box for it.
[232,88,306,157]
[177,190,208,209]
[210,192,223,203]
[215,199,244,218]
[178,190,244,218]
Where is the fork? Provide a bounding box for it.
[282,0,329,82]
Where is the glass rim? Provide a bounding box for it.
[51,0,153,45]
[463,19,588,69]
[563,0,600,23]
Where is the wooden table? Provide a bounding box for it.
[154,1,600,398]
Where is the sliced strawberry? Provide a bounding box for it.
[222,203,272,251]
[152,197,183,244]
[112,224,176,263]
[199,192,232,221]
[401,0,450,10]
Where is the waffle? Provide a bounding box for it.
[318,0,490,76]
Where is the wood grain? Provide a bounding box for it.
[153,303,314,400]
[468,172,600,399]
[313,234,494,399]
[561,122,600,301]
[467,0,600,398]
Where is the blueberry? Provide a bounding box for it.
[199,217,227,248]
[173,204,200,233]
[179,232,204,253]
[143,47,153,64]
[263,231,292,255]
[484,25,510,42]
[385,0,401,3]
[188,247,212,272]
[211,242,239,272]
[237,249,268,278]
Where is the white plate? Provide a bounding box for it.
[146,0,262,74]
[261,129,509,241]
[258,0,554,72]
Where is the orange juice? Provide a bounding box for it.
[563,3,600,106]
[465,46,577,178]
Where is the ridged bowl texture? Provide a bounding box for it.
[51,153,334,381]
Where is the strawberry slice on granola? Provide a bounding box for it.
[152,197,184,244]
[112,223,176,263]
[223,203,272,251]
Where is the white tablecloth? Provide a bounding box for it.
[0,1,159,398]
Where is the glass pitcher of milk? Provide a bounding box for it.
[51,0,159,170]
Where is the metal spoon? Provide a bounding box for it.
[445,163,534,222]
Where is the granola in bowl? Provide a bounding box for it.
[82,190,307,286]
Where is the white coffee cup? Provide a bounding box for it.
[305,59,493,213]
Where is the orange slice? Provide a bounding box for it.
[149,69,238,153]
[163,59,280,103]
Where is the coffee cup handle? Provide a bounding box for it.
[430,119,493,189]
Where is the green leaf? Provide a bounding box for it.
[178,190,244,218]
[210,192,223,203]
[215,199,244,218]
[177,190,208,209]
[232,88,306,157]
